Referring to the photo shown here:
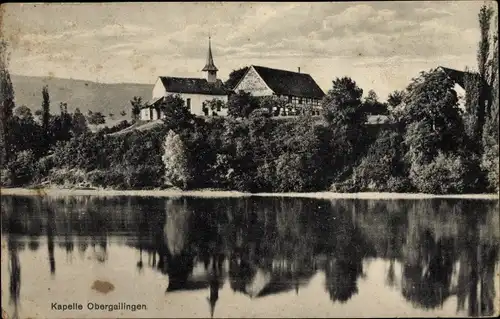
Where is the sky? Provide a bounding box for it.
[1,1,497,100]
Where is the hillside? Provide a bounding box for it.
[11,75,152,121]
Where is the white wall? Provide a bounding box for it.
[233,66,274,96]
[152,78,166,99]
[140,108,150,121]
[147,77,229,119]
[140,107,161,121]
[171,92,228,116]
[454,83,466,112]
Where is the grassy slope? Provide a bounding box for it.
[11,74,152,122]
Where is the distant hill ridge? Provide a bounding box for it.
[11,74,152,120]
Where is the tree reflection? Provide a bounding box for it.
[401,235,455,309]
[455,202,499,317]
[478,244,497,316]
[46,203,56,275]
[1,195,499,317]
[8,233,21,319]
[318,201,368,303]
[399,200,499,315]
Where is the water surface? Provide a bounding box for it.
[1,195,499,318]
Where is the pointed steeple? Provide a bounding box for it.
[203,36,218,72]
[203,36,219,83]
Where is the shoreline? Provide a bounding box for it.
[1,187,498,200]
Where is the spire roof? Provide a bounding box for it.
[202,37,218,72]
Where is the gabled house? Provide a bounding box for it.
[232,65,325,115]
[140,37,229,121]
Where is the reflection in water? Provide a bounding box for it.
[47,204,56,275]
[1,195,499,318]
[8,233,21,319]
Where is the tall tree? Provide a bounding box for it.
[463,71,482,145]
[480,5,499,192]
[402,69,465,161]
[321,77,366,171]
[162,130,190,189]
[130,96,143,122]
[72,108,88,136]
[478,5,494,79]
[14,105,33,121]
[41,85,51,150]
[54,102,73,142]
[362,89,388,115]
[387,90,405,109]
[474,5,494,147]
[0,40,15,166]
[401,69,476,192]
[322,77,364,123]
[159,94,193,130]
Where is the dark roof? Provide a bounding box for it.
[159,77,227,95]
[250,65,325,99]
[438,66,467,89]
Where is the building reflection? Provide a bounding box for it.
[1,195,498,317]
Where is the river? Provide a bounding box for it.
[1,195,499,318]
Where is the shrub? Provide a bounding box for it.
[0,169,12,187]
[274,153,306,192]
[87,169,127,189]
[33,155,55,184]
[47,168,89,187]
[481,142,499,192]
[7,150,36,186]
[330,178,361,193]
[409,152,483,194]
[124,165,164,189]
[385,176,413,193]
[209,153,233,188]
[353,130,408,192]
[162,130,189,189]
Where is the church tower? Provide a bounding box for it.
[202,36,218,83]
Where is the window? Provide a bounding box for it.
[202,102,208,116]
[298,97,303,104]
[288,96,292,103]
[217,102,221,112]
[186,98,191,110]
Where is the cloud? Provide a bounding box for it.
[75,24,155,38]
[414,7,453,18]
[5,1,485,98]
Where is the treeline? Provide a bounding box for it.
[3,66,495,193]
[0,4,498,194]
[0,78,135,186]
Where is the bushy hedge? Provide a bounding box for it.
[3,108,494,195]
[351,129,411,192]
[45,126,168,189]
[7,150,36,186]
[409,152,484,194]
